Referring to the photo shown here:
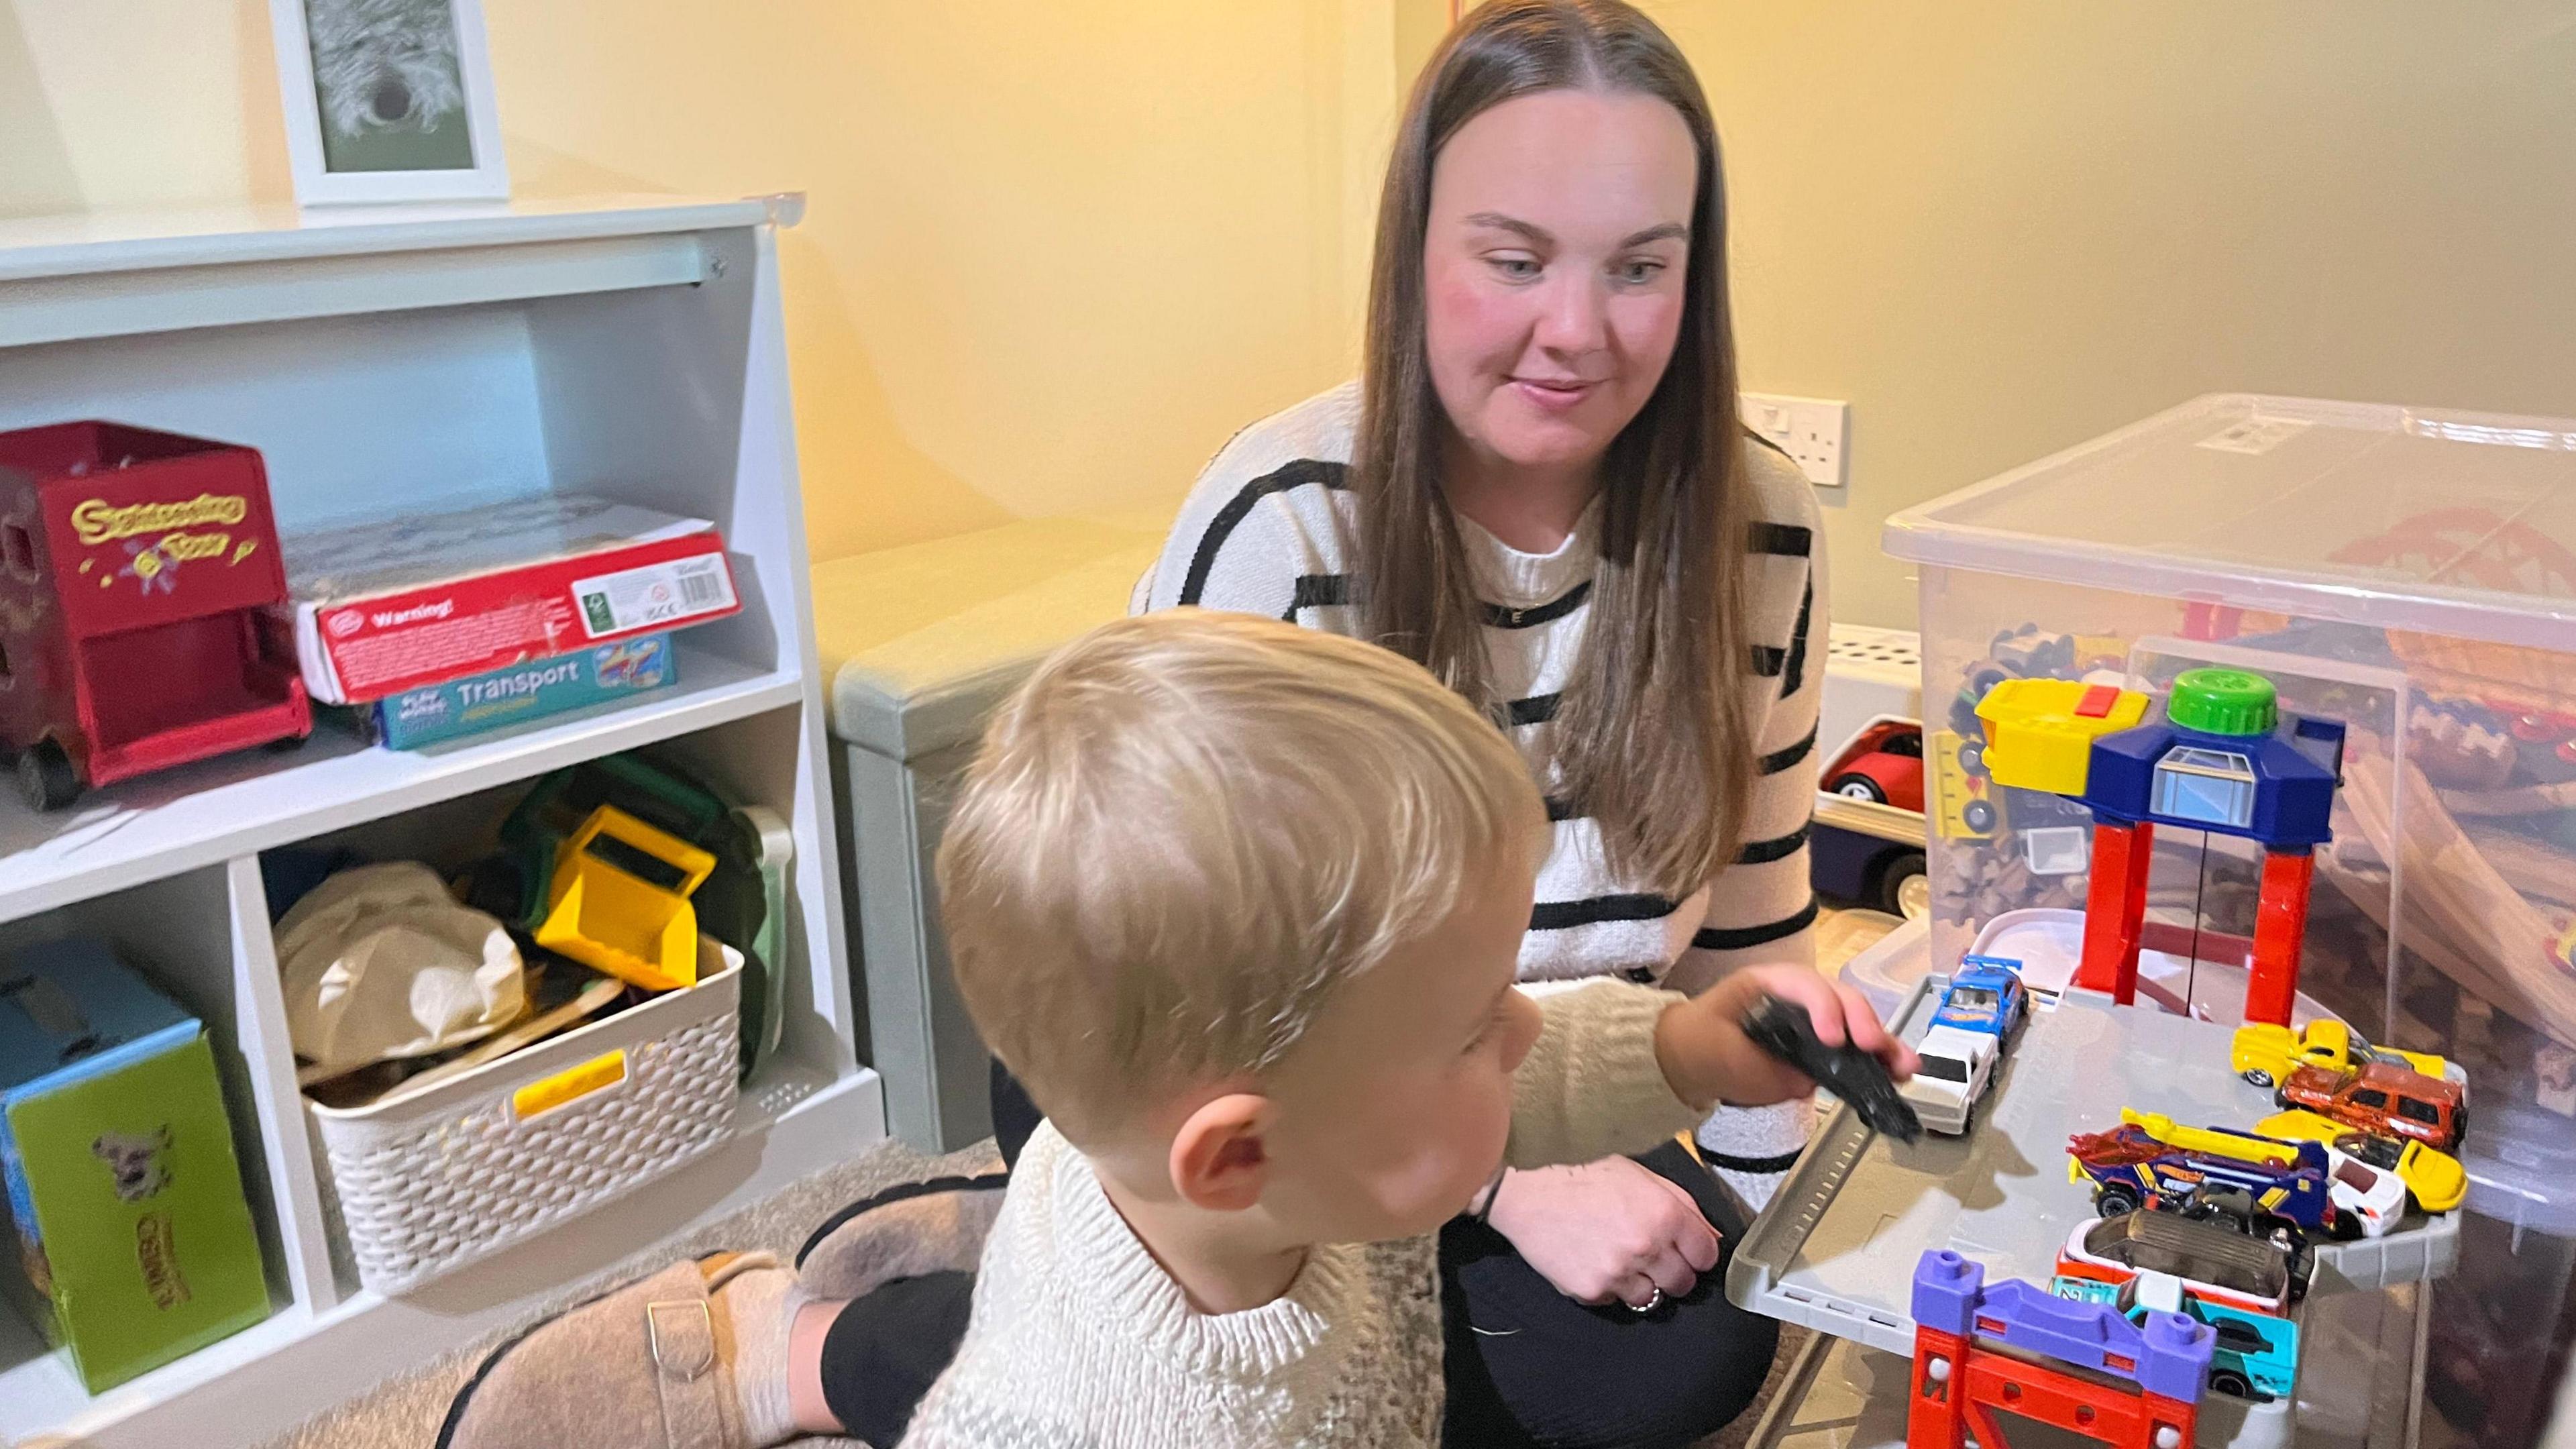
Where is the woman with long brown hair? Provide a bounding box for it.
[445,5,1822,1446]
[1134,1,1822,1438]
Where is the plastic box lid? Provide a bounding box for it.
[1883,394,2576,652]
[2461,1102,2576,1239]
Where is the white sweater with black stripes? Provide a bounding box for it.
[1134,382,1829,1195]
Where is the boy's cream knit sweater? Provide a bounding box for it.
[897,981,1708,1448]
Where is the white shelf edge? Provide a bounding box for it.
[735,223,866,1078]
[0,648,804,926]
[0,1302,325,1447]
[0,196,771,285]
[0,1067,884,1449]
[0,231,713,350]
[223,855,341,1316]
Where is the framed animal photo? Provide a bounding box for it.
[269,0,509,205]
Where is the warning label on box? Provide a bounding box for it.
[571,555,737,638]
[333,602,553,696]
[286,498,741,702]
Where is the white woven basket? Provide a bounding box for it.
[309,946,741,1295]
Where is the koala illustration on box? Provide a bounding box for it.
[93,1128,174,1203]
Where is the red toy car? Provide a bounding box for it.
[1822,716,1925,813]
[2276,1061,2466,1154]
[0,422,309,810]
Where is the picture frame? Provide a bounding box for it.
[268,0,510,207]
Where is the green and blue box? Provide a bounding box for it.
[372,634,678,749]
[0,939,269,1391]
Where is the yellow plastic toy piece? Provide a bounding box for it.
[2251,1108,2344,1148]
[1974,678,2150,796]
[2231,1020,2450,1086]
[536,805,717,992]
[2119,1108,2300,1167]
[1928,729,1996,842]
[2255,1109,2467,1212]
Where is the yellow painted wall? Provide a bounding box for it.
[10,1,2576,621]
[1,2,292,219]
[0,0,1416,561]
[1656,1,2576,627]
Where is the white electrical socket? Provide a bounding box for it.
[1740,391,1849,489]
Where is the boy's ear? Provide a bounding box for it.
[1168,1093,1275,1212]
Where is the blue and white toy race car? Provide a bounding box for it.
[1933,955,2031,1039]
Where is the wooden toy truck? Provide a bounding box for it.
[0,422,310,810]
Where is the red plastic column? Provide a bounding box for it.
[2137,1391,2202,1449]
[2247,848,2315,1028]
[1907,1326,1970,1449]
[2182,601,2245,643]
[2076,820,2154,1004]
[1957,1354,2199,1449]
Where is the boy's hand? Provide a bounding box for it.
[1654,965,1916,1109]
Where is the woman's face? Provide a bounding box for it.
[1422,87,1697,483]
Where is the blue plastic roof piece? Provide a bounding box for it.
[2076,701,2345,849]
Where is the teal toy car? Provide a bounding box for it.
[2051,1269,2300,1403]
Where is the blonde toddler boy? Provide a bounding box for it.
[897,610,1907,1446]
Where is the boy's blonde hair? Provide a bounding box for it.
[937,609,1544,1140]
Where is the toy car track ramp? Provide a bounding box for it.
[1727,975,2457,1448]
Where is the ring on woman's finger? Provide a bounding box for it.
[1627,1286,1664,1315]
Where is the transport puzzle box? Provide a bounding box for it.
[370,631,685,742]
[279,494,739,706]
[371,634,679,749]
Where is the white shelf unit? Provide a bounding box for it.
[0,198,884,1448]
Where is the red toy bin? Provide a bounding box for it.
[0,421,310,810]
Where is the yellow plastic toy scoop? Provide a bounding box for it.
[536,806,717,991]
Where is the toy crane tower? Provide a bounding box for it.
[1907,1250,2214,1449]
[1974,668,2345,1026]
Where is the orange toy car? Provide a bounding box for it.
[2276,1061,2465,1155]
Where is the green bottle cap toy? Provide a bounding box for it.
[2167,667,2278,737]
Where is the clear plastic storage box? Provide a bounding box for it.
[1885,394,2576,1448]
